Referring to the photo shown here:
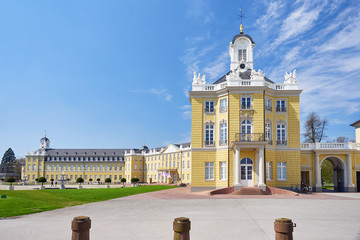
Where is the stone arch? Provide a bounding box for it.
[320,155,347,192]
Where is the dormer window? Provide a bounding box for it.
[238,49,247,61]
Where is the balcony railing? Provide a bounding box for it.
[276,140,287,145]
[204,107,215,113]
[267,139,273,145]
[235,133,265,142]
[301,142,360,150]
[276,107,287,112]
[265,106,272,111]
[241,105,252,110]
[219,106,227,113]
[219,140,228,146]
[204,141,215,147]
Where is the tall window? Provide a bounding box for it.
[276,100,286,112]
[266,162,272,180]
[205,101,215,113]
[241,97,251,109]
[265,98,272,111]
[220,98,228,113]
[277,162,287,180]
[265,122,272,143]
[205,162,214,180]
[205,124,215,146]
[220,162,227,180]
[220,122,228,145]
[187,160,190,169]
[276,124,286,145]
[241,120,252,140]
[238,49,247,61]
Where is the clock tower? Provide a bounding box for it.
[229,24,255,72]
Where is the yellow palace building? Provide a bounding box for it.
[24,25,360,192]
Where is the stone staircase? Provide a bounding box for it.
[232,187,271,195]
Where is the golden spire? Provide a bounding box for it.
[238,8,244,34]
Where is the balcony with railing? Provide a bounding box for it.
[275,107,287,112]
[235,133,265,142]
[219,140,228,146]
[301,142,360,150]
[265,106,272,111]
[241,104,252,110]
[204,141,215,147]
[276,140,287,145]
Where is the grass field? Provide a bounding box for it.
[0,185,176,218]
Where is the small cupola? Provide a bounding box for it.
[40,135,50,149]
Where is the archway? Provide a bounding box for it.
[320,156,346,192]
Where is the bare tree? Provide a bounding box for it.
[303,112,328,143]
[336,136,348,143]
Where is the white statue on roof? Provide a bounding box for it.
[250,69,265,80]
[192,71,206,84]
[284,69,297,84]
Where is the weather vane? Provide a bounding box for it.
[237,8,245,25]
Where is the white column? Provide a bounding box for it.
[347,154,355,192]
[315,153,322,192]
[234,147,241,190]
[255,150,259,185]
[258,148,266,190]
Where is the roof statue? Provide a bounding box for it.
[250,69,265,80]
[284,69,298,84]
[192,72,206,85]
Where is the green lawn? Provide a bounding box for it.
[0,185,176,218]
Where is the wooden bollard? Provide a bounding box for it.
[274,218,295,240]
[71,216,91,240]
[173,217,191,240]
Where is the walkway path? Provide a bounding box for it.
[1,186,359,239]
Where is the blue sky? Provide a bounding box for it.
[0,0,359,158]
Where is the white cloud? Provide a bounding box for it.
[133,88,172,102]
[180,44,215,80]
[272,3,322,49]
[203,51,229,81]
[181,105,192,120]
[256,0,286,32]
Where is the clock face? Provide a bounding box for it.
[240,63,246,69]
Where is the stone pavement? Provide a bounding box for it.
[1,186,360,240]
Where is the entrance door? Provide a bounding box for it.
[240,157,253,187]
[357,172,360,192]
[301,171,310,185]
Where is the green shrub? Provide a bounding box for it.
[37,177,47,186]
[6,177,15,186]
[105,178,111,183]
[121,178,126,183]
[76,177,84,185]
[131,178,139,183]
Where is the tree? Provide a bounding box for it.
[76,177,84,186]
[105,178,111,185]
[37,177,47,187]
[1,148,16,173]
[6,177,15,186]
[97,178,100,185]
[89,178,93,184]
[303,112,328,143]
[121,178,126,186]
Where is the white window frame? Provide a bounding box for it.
[205,162,214,180]
[276,123,287,145]
[219,121,228,146]
[276,99,287,112]
[238,49,247,61]
[219,98,228,113]
[204,100,215,113]
[265,98,272,111]
[277,162,287,180]
[204,122,215,147]
[220,161,227,180]
[265,121,272,144]
[241,96,252,110]
[266,162,272,181]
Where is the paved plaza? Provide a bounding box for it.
[1,187,360,240]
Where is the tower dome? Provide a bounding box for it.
[40,135,50,149]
